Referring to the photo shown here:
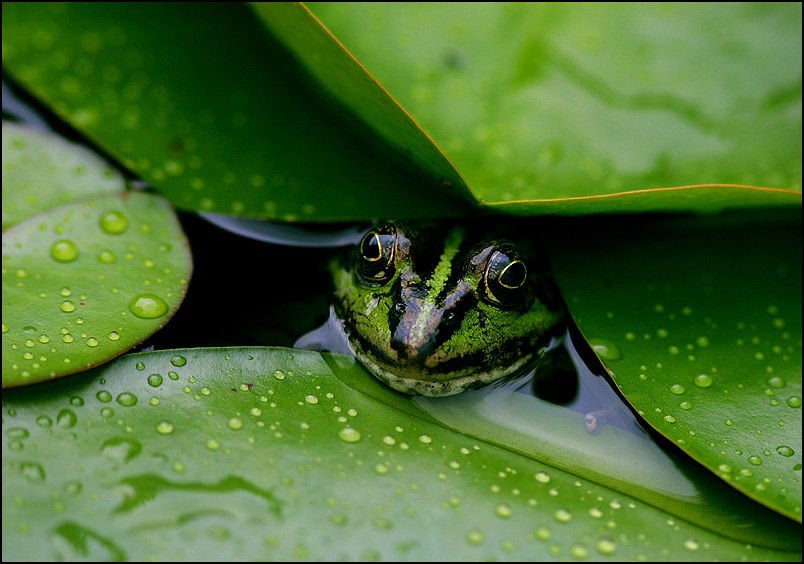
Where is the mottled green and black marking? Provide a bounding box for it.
[332,221,565,396]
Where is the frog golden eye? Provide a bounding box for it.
[483,246,528,307]
[357,224,397,284]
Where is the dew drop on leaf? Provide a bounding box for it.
[50,240,79,262]
[99,210,128,234]
[129,294,169,319]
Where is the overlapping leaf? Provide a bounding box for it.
[1,2,474,221]
[2,122,125,230]
[2,348,800,561]
[308,2,802,213]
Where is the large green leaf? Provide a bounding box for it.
[1,2,474,221]
[2,191,192,387]
[2,348,800,561]
[308,2,802,213]
[2,121,125,230]
[546,211,802,522]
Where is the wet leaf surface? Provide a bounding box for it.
[546,211,802,522]
[2,192,192,387]
[2,121,125,230]
[2,348,800,561]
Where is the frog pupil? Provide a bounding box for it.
[361,233,382,261]
[500,260,527,289]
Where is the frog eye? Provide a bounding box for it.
[356,223,397,284]
[483,245,528,307]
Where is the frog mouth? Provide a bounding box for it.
[350,342,535,397]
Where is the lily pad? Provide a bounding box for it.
[1,2,474,221]
[2,121,125,230]
[308,2,802,213]
[1,348,800,561]
[1,192,192,387]
[545,211,802,522]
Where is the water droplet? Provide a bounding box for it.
[170,355,187,367]
[20,461,45,482]
[156,420,174,434]
[38,334,50,344]
[86,337,99,347]
[695,336,710,347]
[206,438,220,450]
[108,331,120,341]
[374,463,389,475]
[664,415,676,423]
[535,526,552,541]
[418,434,433,444]
[338,427,361,443]
[669,384,685,395]
[693,374,713,388]
[1,323,7,333]
[466,529,484,546]
[227,417,243,430]
[50,240,79,262]
[98,250,116,263]
[683,538,699,551]
[96,390,112,403]
[553,508,572,523]
[679,401,692,410]
[101,437,142,462]
[776,445,794,457]
[36,415,52,427]
[304,394,319,405]
[56,409,77,428]
[16,268,29,278]
[588,507,603,519]
[129,294,168,319]
[786,396,801,408]
[99,210,128,234]
[273,370,285,380]
[588,339,621,361]
[60,301,76,313]
[534,471,551,484]
[116,392,137,407]
[748,455,762,466]
[494,503,512,519]
[6,427,30,440]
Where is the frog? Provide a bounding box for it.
[331,221,566,396]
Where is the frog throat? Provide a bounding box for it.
[351,341,536,397]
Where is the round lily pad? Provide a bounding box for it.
[2,121,125,231]
[2,191,192,387]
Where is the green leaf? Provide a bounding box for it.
[308,2,802,213]
[546,211,802,522]
[2,121,125,230]
[2,192,192,387]
[2,348,800,561]
[1,2,475,221]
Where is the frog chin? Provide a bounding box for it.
[351,345,535,397]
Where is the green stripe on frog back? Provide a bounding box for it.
[407,227,466,346]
